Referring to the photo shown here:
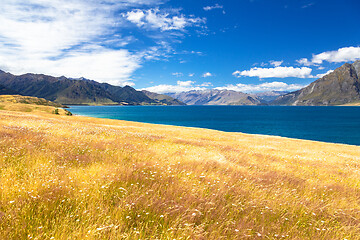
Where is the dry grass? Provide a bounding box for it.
[0,95,70,116]
[0,107,360,239]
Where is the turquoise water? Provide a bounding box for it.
[69,105,360,146]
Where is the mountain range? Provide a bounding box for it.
[167,89,262,105]
[142,91,185,105]
[0,70,181,105]
[272,60,360,105]
[165,61,360,106]
[254,91,289,103]
[1,61,360,106]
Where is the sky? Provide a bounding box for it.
[0,0,359,93]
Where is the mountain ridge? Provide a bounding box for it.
[272,61,360,106]
[2,60,360,107]
[142,90,186,105]
[0,70,180,105]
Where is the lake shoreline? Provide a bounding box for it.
[69,105,360,146]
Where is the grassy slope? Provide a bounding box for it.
[0,108,359,239]
[0,95,71,115]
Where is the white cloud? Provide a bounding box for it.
[126,10,146,26]
[120,81,136,87]
[141,81,205,93]
[177,80,194,87]
[269,60,283,67]
[141,42,173,61]
[0,0,204,86]
[1,46,142,86]
[202,72,213,78]
[312,46,360,64]
[0,0,160,85]
[124,8,205,31]
[233,66,313,79]
[297,46,360,66]
[216,82,306,93]
[203,4,223,11]
[188,73,195,77]
[296,58,312,66]
[313,69,334,79]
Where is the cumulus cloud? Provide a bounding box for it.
[124,8,205,31]
[202,72,213,78]
[269,60,283,67]
[0,0,204,86]
[313,69,334,79]
[297,46,360,66]
[312,46,360,64]
[141,81,205,93]
[233,66,313,79]
[216,82,306,93]
[188,73,195,77]
[177,80,194,87]
[296,58,312,66]
[203,4,223,11]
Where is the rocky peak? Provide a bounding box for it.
[352,60,360,78]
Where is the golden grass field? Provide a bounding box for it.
[0,101,360,239]
[0,95,71,116]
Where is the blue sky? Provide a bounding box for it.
[0,0,359,93]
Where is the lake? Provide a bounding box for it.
[69,105,360,146]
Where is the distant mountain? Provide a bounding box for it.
[0,70,177,105]
[254,91,289,103]
[272,61,360,106]
[166,89,262,105]
[142,90,186,105]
